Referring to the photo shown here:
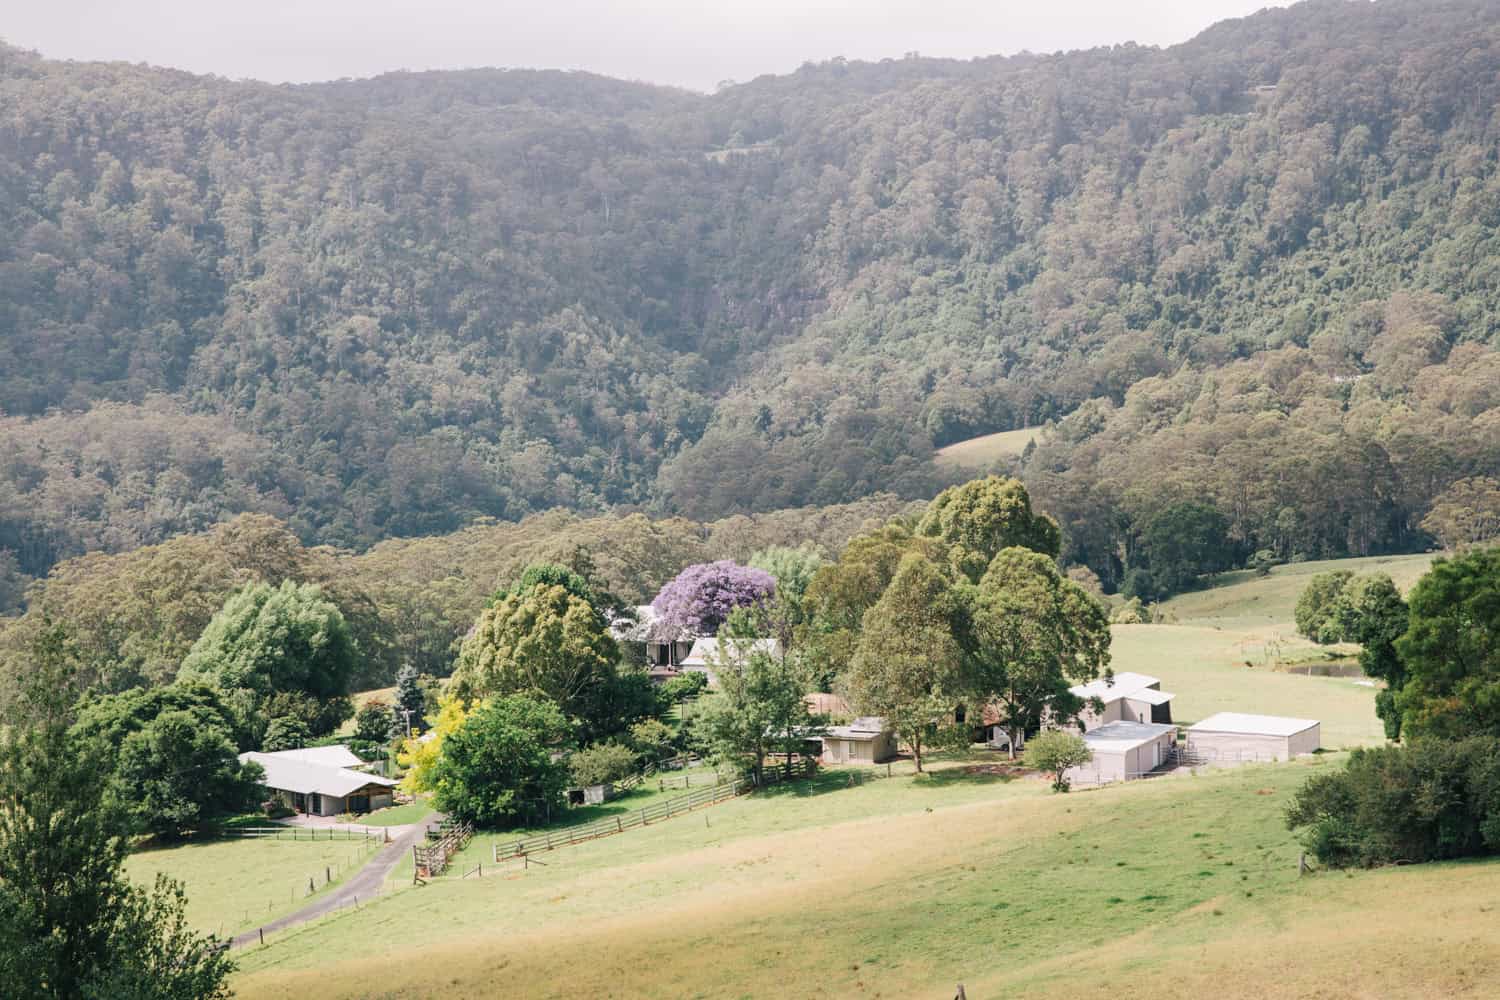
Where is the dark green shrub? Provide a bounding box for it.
[1286,737,1500,867]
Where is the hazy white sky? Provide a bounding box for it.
[6,1,1295,92]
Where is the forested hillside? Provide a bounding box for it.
[5,0,1500,595]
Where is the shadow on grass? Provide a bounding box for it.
[915,768,1020,788]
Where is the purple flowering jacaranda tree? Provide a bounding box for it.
[650,560,776,639]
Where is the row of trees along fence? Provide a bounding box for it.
[413,820,473,882]
[493,757,815,863]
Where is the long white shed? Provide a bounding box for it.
[1186,713,1320,762]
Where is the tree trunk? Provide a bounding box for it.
[912,732,923,773]
[1008,724,1021,761]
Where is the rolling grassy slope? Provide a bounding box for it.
[230,757,1500,999]
[1159,553,1435,630]
[934,428,1040,468]
[1108,552,1438,748]
[123,835,383,938]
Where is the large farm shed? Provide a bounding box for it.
[241,748,399,816]
[1186,713,1321,761]
[1065,721,1176,785]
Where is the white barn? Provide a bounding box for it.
[1186,713,1321,762]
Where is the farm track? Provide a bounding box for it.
[230,811,438,948]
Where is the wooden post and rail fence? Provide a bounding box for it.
[412,819,473,882]
[492,757,816,865]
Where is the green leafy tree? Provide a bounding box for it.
[968,547,1112,760]
[261,716,309,752]
[845,552,964,772]
[1024,729,1094,792]
[0,622,234,998]
[354,699,394,744]
[177,580,358,738]
[1295,570,1354,642]
[116,710,262,838]
[1132,501,1235,597]
[450,583,619,721]
[1287,737,1500,868]
[747,544,824,626]
[567,742,638,786]
[1394,548,1500,741]
[917,476,1061,582]
[430,694,572,827]
[70,684,259,835]
[628,718,676,762]
[696,641,814,783]
[72,682,250,755]
[802,522,946,687]
[1333,574,1410,740]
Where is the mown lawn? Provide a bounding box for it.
[123,835,383,937]
[355,799,432,826]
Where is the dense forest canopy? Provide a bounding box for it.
[5,0,1500,597]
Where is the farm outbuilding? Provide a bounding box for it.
[1064,721,1177,785]
[1186,713,1321,761]
[1071,671,1175,728]
[819,717,897,764]
[241,749,399,816]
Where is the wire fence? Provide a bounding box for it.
[219,839,385,942]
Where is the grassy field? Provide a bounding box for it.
[934,427,1040,468]
[1106,551,1439,749]
[1159,552,1435,630]
[123,835,383,937]
[230,754,1500,999]
[223,553,1470,996]
[356,799,432,826]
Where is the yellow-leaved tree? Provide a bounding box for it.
[399,694,470,793]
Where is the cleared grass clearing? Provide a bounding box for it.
[1111,552,1437,749]
[1110,624,1384,748]
[934,427,1040,468]
[1160,552,1435,630]
[231,756,1500,999]
[123,835,382,937]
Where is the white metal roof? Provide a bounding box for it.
[240,751,399,798]
[827,717,890,740]
[261,745,367,770]
[1129,688,1175,707]
[1188,713,1320,737]
[1070,672,1164,702]
[1080,721,1176,753]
